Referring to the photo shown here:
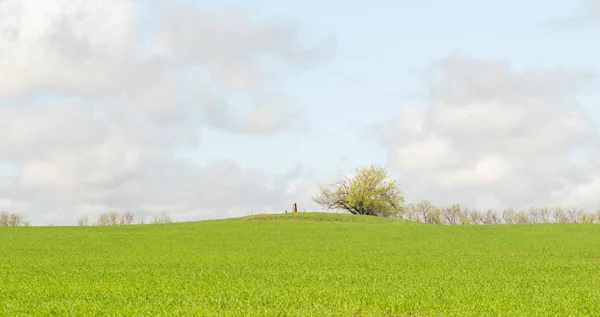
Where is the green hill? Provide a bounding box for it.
[1,212,599,316]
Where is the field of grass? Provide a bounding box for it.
[1,212,600,316]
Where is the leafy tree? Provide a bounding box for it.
[313,165,404,217]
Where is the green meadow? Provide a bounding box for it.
[1,212,599,316]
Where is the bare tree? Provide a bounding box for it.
[401,203,419,222]
[109,211,120,225]
[567,206,583,223]
[0,212,30,226]
[487,210,502,224]
[458,208,471,225]
[119,212,136,225]
[96,211,119,226]
[427,206,442,224]
[93,211,140,226]
[478,210,489,224]
[513,210,529,224]
[594,210,600,224]
[502,207,516,224]
[152,212,174,224]
[411,200,437,223]
[442,204,462,225]
[468,209,481,225]
[527,207,540,224]
[77,215,89,226]
[96,213,109,226]
[479,209,501,225]
[552,206,568,223]
[539,207,551,223]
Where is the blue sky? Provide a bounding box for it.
[190,0,600,172]
[0,0,599,225]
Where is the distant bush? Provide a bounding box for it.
[0,212,30,226]
[401,201,600,225]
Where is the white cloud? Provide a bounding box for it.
[0,0,327,128]
[381,53,600,211]
[0,0,330,224]
[392,134,455,170]
[543,0,600,29]
[583,0,600,19]
[0,0,137,96]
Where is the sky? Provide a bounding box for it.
[1,0,599,225]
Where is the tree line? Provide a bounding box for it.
[400,201,600,224]
[0,211,173,226]
[77,211,174,226]
[313,164,600,224]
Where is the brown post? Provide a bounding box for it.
[292,203,297,213]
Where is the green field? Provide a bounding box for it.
[1,212,600,316]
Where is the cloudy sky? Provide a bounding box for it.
[1,0,599,225]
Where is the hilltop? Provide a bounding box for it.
[1,212,599,316]
[236,211,410,223]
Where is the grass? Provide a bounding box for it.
[1,212,600,316]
